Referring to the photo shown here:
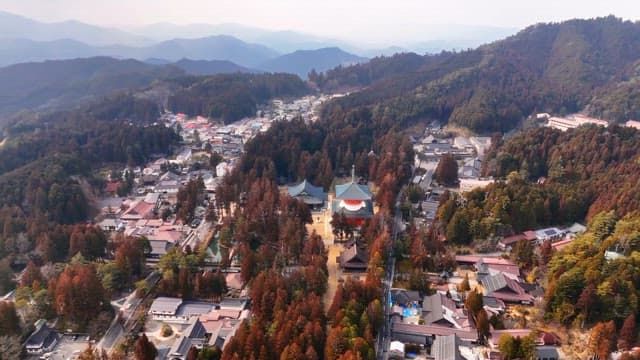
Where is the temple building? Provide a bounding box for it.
[331,166,374,226]
[287,179,327,210]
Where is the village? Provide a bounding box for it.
[18,100,632,360]
[20,94,340,360]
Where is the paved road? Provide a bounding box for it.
[376,189,404,360]
[97,271,160,353]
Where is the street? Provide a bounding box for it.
[376,189,404,360]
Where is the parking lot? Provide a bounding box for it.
[32,334,90,360]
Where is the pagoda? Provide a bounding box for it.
[331,166,374,226]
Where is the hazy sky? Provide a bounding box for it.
[2,0,638,43]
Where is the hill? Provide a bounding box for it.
[0,57,183,117]
[172,59,258,75]
[259,47,367,78]
[0,35,280,69]
[318,16,640,133]
[0,10,149,46]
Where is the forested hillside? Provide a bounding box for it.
[318,16,640,133]
[0,57,183,117]
[167,73,310,123]
[438,124,640,245]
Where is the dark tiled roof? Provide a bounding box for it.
[431,335,463,360]
[288,180,327,204]
[335,182,372,200]
[26,322,58,349]
[339,245,369,270]
[184,319,207,339]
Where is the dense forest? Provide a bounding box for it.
[0,57,184,118]
[316,17,640,133]
[167,73,310,123]
[438,124,640,244]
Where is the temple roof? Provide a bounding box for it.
[331,199,374,218]
[288,179,327,204]
[335,182,372,200]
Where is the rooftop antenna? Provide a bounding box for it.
[351,165,355,183]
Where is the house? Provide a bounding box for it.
[430,334,465,360]
[497,234,527,251]
[481,273,534,304]
[391,322,478,345]
[422,292,473,330]
[475,259,521,282]
[536,346,560,360]
[176,148,193,164]
[482,296,506,315]
[388,341,405,359]
[147,240,174,260]
[331,168,374,226]
[390,288,421,307]
[24,319,59,355]
[120,199,156,221]
[104,181,122,195]
[166,336,192,360]
[566,222,587,236]
[156,180,181,194]
[455,255,516,267]
[338,243,369,271]
[534,228,564,244]
[98,218,123,232]
[288,179,327,210]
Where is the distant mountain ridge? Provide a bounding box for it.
[172,59,259,75]
[259,47,368,78]
[0,57,184,116]
[0,10,150,46]
[0,35,279,68]
[318,16,640,133]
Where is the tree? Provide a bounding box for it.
[0,302,21,336]
[464,290,483,317]
[589,321,617,360]
[446,210,472,244]
[78,344,108,360]
[511,239,535,269]
[435,153,458,186]
[458,273,471,292]
[0,335,23,360]
[619,314,637,350]
[476,310,490,343]
[134,333,157,360]
[0,259,15,295]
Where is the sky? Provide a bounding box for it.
[1,0,639,43]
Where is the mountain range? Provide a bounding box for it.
[0,10,516,66]
[317,16,640,133]
[0,57,184,116]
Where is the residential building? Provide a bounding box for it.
[481,273,534,304]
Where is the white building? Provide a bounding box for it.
[459,178,494,192]
[216,162,229,178]
[547,114,608,131]
[625,120,640,130]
